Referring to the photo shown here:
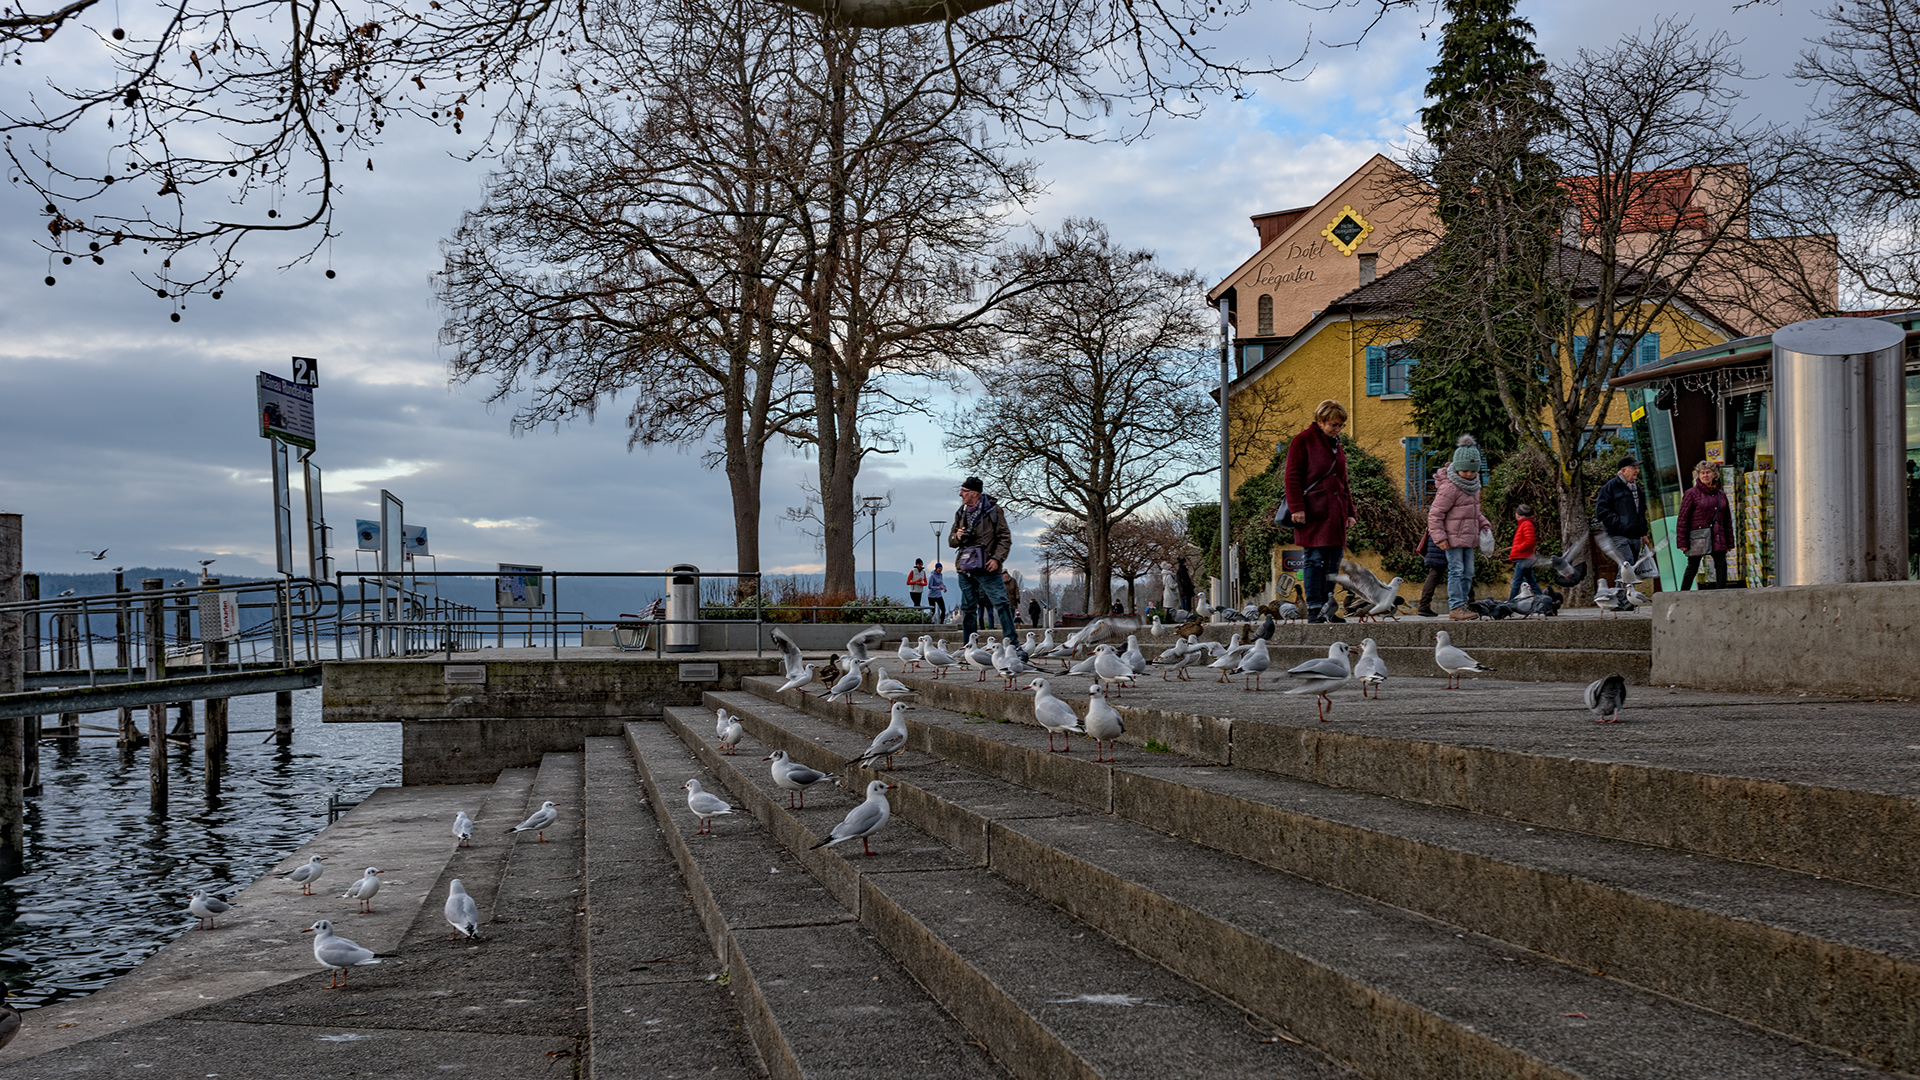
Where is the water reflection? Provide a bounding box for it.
[0,690,398,1009]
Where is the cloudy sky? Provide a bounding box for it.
[0,0,1829,594]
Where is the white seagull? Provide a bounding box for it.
[923,637,956,679]
[1092,644,1135,698]
[1234,637,1273,691]
[683,778,735,835]
[771,628,816,693]
[1083,685,1125,762]
[872,665,919,705]
[1354,638,1388,699]
[1027,677,1083,753]
[1122,635,1148,676]
[1285,641,1355,722]
[718,713,746,756]
[1433,631,1493,689]
[341,867,383,914]
[809,779,895,857]
[897,636,922,670]
[188,888,233,930]
[283,855,326,895]
[508,800,559,842]
[845,625,889,665]
[764,749,832,809]
[824,661,864,702]
[444,878,481,940]
[304,919,381,990]
[846,701,910,771]
[452,810,473,847]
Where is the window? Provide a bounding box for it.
[1402,436,1429,504]
[1257,294,1273,337]
[1365,344,1418,396]
[1241,343,1264,371]
[1358,254,1377,286]
[1574,332,1660,387]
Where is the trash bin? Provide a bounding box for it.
[666,564,700,653]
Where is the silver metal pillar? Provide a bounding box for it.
[666,565,700,653]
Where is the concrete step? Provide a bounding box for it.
[655,708,1359,1080]
[581,737,760,1080]
[871,671,1920,897]
[623,718,1013,1080]
[717,686,1918,1078]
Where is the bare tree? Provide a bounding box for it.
[947,218,1216,614]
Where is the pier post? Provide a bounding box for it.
[143,578,167,812]
[116,572,142,750]
[19,574,39,797]
[273,583,293,746]
[54,608,78,750]
[203,579,228,756]
[0,514,26,877]
[274,691,294,746]
[172,591,194,741]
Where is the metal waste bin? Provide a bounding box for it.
[1772,318,1911,585]
[666,564,700,653]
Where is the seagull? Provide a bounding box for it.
[824,662,864,702]
[715,707,733,740]
[847,701,910,771]
[718,713,746,755]
[777,663,817,695]
[1334,560,1406,620]
[809,779,895,857]
[341,867,383,914]
[897,637,922,670]
[304,919,381,989]
[1595,534,1646,586]
[923,637,956,679]
[283,854,326,895]
[1149,615,1168,638]
[1062,616,1140,654]
[508,800,559,842]
[872,665,919,705]
[1235,637,1272,691]
[78,548,108,560]
[1285,641,1355,721]
[845,625,888,665]
[964,635,996,681]
[1122,635,1147,676]
[1092,644,1135,698]
[1433,630,1493,689]
[198,558,218,569]
[1196,598,1213,620]
[1083,685,1125,762]
[764,749,831,809]
[56,588,74,597]
[188,888,233,930]
[1066,651,1100,676]
[1166,637,1204,682]
[451,811,473,847]
[444,878,481,940]
[1354,638,1388,699]
[1585,674,1628,724]
[771,628,814,692]
[683,779,735,834]
[1549,552,1588,587]
[1027,677,1083,753]
[1207,634,1251,683]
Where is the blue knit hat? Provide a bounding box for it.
[1450,434,1484,473]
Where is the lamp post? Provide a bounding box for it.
[929,520,943,614]
[857,495,892,600]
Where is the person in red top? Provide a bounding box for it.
[1283,399,1356,623]
[1507,504,1539,600]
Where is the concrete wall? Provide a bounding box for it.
[582,623,952,651]
[1651,581,1920,699]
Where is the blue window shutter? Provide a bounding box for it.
[1403,436,1424,502]
[1365,346,1386,395]
[1573,336,1589,362]
[1635,331,1660,372]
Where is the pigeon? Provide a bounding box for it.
[683,779,735,834]
[304,919,381,989]
[508,800,559,842]
[1511,584,1561,618]
[809,779,895,856]
[1092,644,1135,698]
[189,888,233,930]
[872,665,920,704]
[1585,674,1628,724]
[1027,677,1083,753]
[1235,637,1273,691]
[1550,552,1588,587]
[452,810,473,847]
[1122,635,1148,676]
[1354,638,1388,699]
[1083,685,1125,762]
[1253,614,1276,641]
[897,637,922,670]
[847,702,910,770]
[341,867,383,914]
[1433,630,1493,689]
[764,749,831,809]
[824,662,864,702]
[1285,642,1354,721]
[283,854,326,895]
[923,637,956,678]
[1277,601,1302,622]
[846,625,888,665]
[444,878,481,940]
[718,713,746,755]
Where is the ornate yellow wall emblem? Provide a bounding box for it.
[1320,205,1373,256]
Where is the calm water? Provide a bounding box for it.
[0,689,399,1010]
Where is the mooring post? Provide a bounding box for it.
[142,578,167,812]
[171,590,194,740]
[54,607,78,749]
[116,571,141,750]
[203,578,228,756]
[0,514,27,877]
[273,580,294,745]
[20,574,40,797]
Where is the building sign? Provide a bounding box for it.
[256,372,316,449]
[1320,205,1373,257]
[403,525,430,558]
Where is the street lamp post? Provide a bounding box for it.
[857,495,892,600]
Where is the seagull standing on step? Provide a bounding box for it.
[452,810,473,847]
[847,702,910,771]
[923,637,956,679]
[718,713,746,755]
[1285,642,1354,722]
[1235,637,1272,691]
[1207,634,1250,683]
[1092,644,1135,698]
[682,779,735,834]
[508,800,559,842]
[872,665,919,705]
[1026,677,1083,753]
[1122,635,1147,676]
[188,889,233,930]
[809,779,895,857]
[1433,631,1493,689]
[1354,638,1388,699]
[444,879,481,940]
[1083,685,1125,762]
[825,659,865,702]
[964,634,996,681]
[283,855,326,895]
[1585,674,1628,724]
[341,867,383,914]
[764,749,831,809]
[897,637,922,670]
[304,920,381,989]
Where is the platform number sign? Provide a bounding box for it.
[292,355,319,388]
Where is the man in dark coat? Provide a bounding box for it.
[949,476,1019,646]
[1594,456,1650,566]
[1283,400,1357,623]
[1173,557,1195,613]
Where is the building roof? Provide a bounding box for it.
[1317,243,1657,317]
[1610,310,1920,388]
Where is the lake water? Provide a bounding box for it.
[0,689,399,1010]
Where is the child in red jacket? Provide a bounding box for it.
[1508,505,1539,600]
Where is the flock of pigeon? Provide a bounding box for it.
[182,799,561,989]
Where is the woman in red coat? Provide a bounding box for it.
[1283,399,1356,623]
[1675,461,1734,589]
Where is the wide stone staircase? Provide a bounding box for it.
[574,654,1920,1080]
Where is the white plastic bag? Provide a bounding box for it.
[1478,527,1495,555]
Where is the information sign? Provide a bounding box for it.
[497,564,545,609]
[256,372,316,449]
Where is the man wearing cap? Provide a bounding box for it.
[949,476,1018,647]
[1594,456,1650,567]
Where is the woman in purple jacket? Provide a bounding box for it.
[1675,461,1734,589]
[1283,400,1356,623]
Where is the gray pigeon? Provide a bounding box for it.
[1585,675,1627,724]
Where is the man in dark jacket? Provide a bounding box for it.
[949,476,1018,646]
[1594,456,1650,566]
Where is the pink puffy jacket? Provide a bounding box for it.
[1427,468,1492,549]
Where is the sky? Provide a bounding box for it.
[0,0,1832,594]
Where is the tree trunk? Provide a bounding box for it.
[1085,515,1113,614]
[1554,483,1597,606]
